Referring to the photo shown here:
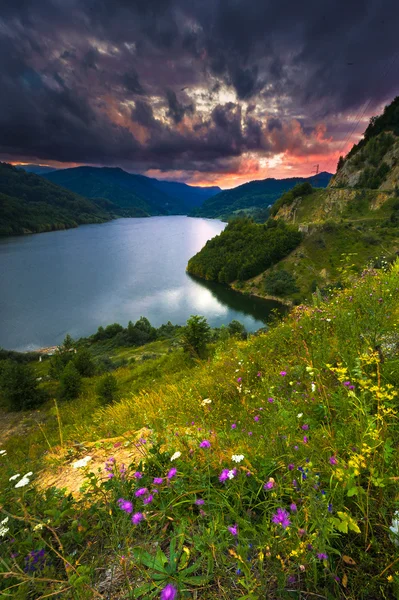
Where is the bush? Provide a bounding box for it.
[96,373,118,404]
[59,362,82,400]
[181,315,211,358]
[0,360,45,410]
[73,348,95,377]
[263,270,299,296]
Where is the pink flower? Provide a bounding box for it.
[329,456,338,465]
[219,469,230,483]
[117,498,133,514]
[228,524,238,536]
[199,440,211,448]
[303,436,308,444]
[231,423,237,429]
[135,487,148,497]
[160,583,177,600]
[153,477,164,485]
[131,512,144,525]
[264,480,275,490]
[267,397,274,403]
[280,371,287,376]
[254,415,260,422]
[143,494,154,505]
[167,468,177,479]
[133,471,143,479]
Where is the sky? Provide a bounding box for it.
[1,0,399,188]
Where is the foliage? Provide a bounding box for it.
[263,269,299,296]
[59,361,82,400]
[0,162,118,236]
[73,348,96,377]
[1,263,399,598]
[187,218,302,283]
[96,373,119,404]
[0,359,45,410]
[193,173,331,219]
[181,315,211,358]
[347,96,399,159]
[270,181,315,216]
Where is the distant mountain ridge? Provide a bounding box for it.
[192,172,332,219]
[44,166,221,215]
[16,164,58,175]
[0,162,120,236]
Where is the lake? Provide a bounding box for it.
[0,216,283,351]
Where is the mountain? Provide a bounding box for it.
[188,96,399,303]
[0,162,121,236]
[44,167,220,215]
[17,164,58,175]
[192,172,332,219]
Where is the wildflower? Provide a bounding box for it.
[0,450,7,456]
[328,503,333,513]
[24,549,46,573]
[117,498,133,514]
[231,423,237,429]
[195,499,204,505]
[317,553,328,560]
[254,415,260,422]
[228,469,237,480]
[170,451,181,462]
[135,487,148,497]
[160,583,177,600]
[167,468,177,479]
[15,472,33,488]
[33,523,44,531]
[257,372,262,377]
[219,469,230,483]
[231,454,244,463]
[268,397,274,403]
[143,495,154,505]
[301,424,309,431]
[280,371,287,376]
[272,508,291,529]
[201,398,212,406]
[297,413,303,419]
[298,528,306,537]
[73,456,92,469]
[329,456,338,465]
[248,431,253,436]
[153,477,164,485]
[264,478,275,490]
[303,436,308,444]
[131,512,144,525]
[311,383,316,392]
[228,524,238,536]
[237,377,242,383]
[199,440,211,449]
[290,503,297,512]
[9,474,21,481]
[0,517,9,538]
[288,463,295,471]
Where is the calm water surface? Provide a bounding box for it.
[0,217,282,350]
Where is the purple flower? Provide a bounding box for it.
[248,431,253,436]
[264,480,275,490]
[237,377,242,383]
[160,583,177,600]
[268,397,274,403]
[280,371,287,376]
[317,553,328,560]
[329,456,338,465]
[288,463,295,471]
[290,503,297,512]
[219,469,230,483]
[272,508,291,529]
[303,436,308,444]
[143,494,154,505]
[257,372,262,377]
[167,468,177,479]
[343,381,351,387]
[228,524,238,536]
[135,487,148,497]
[131,512,144,525]
[153,477,164,485]
[195,499,204,505]
[298,528,306,537]
[328,503,333,513]
[117,498,133,514]
[231,423,237,429]
[301,424,309,431]
[133,471,143,479]
[254,415,260,422]
[199,440,211,448]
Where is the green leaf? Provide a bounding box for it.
[132,548,168,573]
[347,487,358,497]
[182,574,210,586]
[132,582,157,598]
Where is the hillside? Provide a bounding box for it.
[190,96,399,304]
[16,164,58,175]
[0,162,121,236]
[193,172,332,219]
[1,264,399,599]
[44,167,220,215]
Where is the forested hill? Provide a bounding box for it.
[192,171,332,219]
[44,167,220,214]
[0,162,120,236]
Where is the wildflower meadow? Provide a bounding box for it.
[1,260,399,598]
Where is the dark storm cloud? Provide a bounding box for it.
[0,0,399,174]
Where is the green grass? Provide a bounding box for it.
[1,262,399,598]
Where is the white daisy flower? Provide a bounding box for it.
[170,451,181,461]
[231,454,244,463]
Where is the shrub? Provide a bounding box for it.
[181,315,211,358]
[73,348,95,377]
[0,359,45,410]
[96,373,118,404]
[263,270,299,296]
[59,362,82,400]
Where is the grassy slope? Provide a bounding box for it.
[1,263,399,598]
